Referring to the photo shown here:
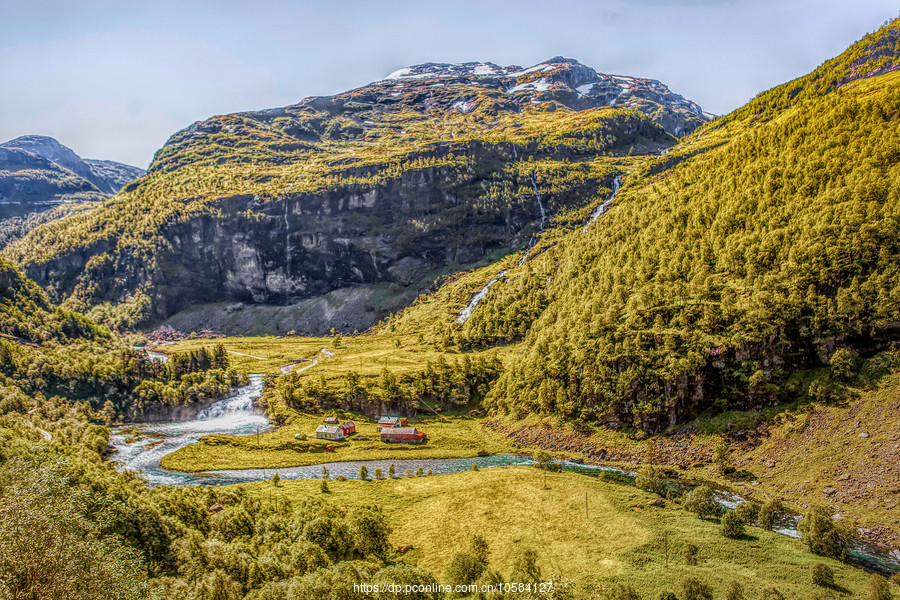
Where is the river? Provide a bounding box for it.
[109,378,900,574]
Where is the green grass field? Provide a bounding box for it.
[241,466,878,595]
[160,330,511,378]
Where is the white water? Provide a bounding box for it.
[582,175,621,233]
[528,174,547,231]
[457,271,507,324]
[110,375,267,485]
[515,174,549,268]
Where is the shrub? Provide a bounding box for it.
[681,577,713,600]
[658,592,678,600]
[735,501,760,524]
[512,548,541,583]
[636,465,667,496]
[810,563,834,587]
[358,465,368,480]
[713,439,732,473]
[724,581,744,600]
[349,507,391,558]
[682,486,720,520]
[799,506,847,560]
[446,552,481,589]
[683,543,699,566]
[272,473,280,486]
[721,511,745,539]
[869,574,893,600]
[758,498,784,530]
[471,534,489,569]
[830,347,859,381]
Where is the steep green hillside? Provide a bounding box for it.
[0,259,242,419]
[454,18,900,430]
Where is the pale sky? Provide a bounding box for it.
[1,0,897,167]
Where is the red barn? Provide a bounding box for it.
[381,427,426,444]
[339,421,356,435]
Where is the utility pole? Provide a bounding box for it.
[664,531,669,568]
[585,491,588,519]
[256,426,260,449]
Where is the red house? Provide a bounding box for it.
[339,421,356,436]
[381,427,427,444]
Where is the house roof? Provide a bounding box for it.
[378,416,399,424]
[316,425,341,434]
[382,427,420,436]
[324,416,339,423]
[340,421,355,427]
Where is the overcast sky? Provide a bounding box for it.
[2,0,897,167]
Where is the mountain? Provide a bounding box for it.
[0,135,145,218]
[4,58,703,331]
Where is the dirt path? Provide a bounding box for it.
[279,348,334,375]
[227,350,267,360]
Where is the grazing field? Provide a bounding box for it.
[242,466,876,595]
[160,330,512,378]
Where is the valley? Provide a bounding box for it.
[2,12,900,600]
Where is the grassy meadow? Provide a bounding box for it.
[241,466,878,595]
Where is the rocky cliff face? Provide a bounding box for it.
[0,136,145,218]
[29,140,632,322]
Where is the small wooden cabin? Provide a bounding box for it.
[323,416,339,424]
[339,421,356,435]
[376,416,408,430]
[315,425,344,441]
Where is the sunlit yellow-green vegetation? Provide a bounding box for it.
[0,258,242,418]
[478,51,900,429]
[246,466,878,596]
[163,335,334,375]
[161,414,510,472]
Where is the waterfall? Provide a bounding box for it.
[528,173,547,231]
[456,271,507,324]
[583,175,622,233]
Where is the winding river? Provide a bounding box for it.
[110,378,900,574]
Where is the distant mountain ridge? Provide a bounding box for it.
[369,57,712,136]
[0,135,145,217]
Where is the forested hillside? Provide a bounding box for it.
[0,258,242,420]
[445,18,900,430]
